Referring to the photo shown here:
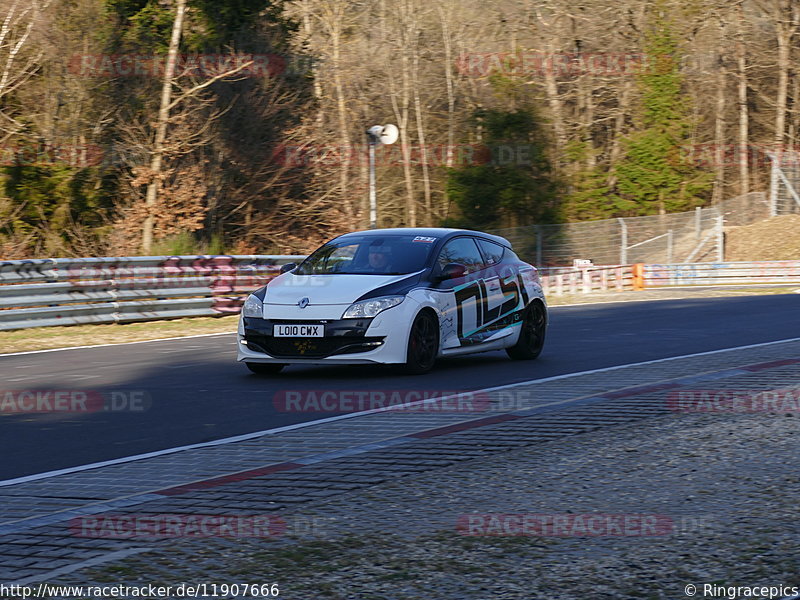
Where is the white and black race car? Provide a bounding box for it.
[237,228,547,374]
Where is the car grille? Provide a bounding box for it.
[244,334,385,358]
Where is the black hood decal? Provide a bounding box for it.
[355,272,426,301]
[252,285,268,301]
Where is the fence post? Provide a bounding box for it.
[632,263,645,290]
[667,229,674,264]
[536,225,543,267]
[695,207,702,241]
[769,153,778,216]
[716,214,724,261]
[618,217,628,265]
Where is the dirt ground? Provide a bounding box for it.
[724,214,800,261]
[0,315,239,354]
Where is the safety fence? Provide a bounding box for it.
[0,255,302,331]
[491,192,774,267]
[769,150,800,217]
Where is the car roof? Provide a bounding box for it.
[335,228,513,249]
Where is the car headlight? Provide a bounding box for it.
[242,294,264,318]
[342,296,404,319]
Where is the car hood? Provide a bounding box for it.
[264,272,415,306]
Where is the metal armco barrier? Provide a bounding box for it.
[641,260,800,287]
[2,257,797,330]
[0,255,303,331]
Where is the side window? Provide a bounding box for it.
[436,238,485,274]
[477,239,505,266]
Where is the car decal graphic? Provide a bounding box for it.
[452,273,523,344]
[462,309,523,340]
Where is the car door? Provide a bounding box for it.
[475,238,527,338]
[432,237,490,349]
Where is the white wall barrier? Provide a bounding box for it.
[539,265,635,295]
[641,261,800,288]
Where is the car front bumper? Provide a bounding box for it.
[236,299,420,365]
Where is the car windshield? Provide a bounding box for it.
[294,234,437,275]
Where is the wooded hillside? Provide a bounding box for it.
[0,0,796,257]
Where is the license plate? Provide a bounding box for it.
[274,324,324,338]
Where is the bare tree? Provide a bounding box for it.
[138,0,259,253]
[761,0,799,150]
[0,0,51,140]
[735,0,750,195]
[140,0,187,254]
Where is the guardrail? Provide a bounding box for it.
[0,255,303,331]
[640,260,800,288]
[2,256,798,331]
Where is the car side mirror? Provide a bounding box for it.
[279,262,297,274]
[437,262,467,281]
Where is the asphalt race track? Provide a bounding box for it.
[1,294,799,481]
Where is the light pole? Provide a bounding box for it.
[365,124,398,229]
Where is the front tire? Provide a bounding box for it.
[400,311,439,375]
[246,362,286,375]
[506,301,546,360]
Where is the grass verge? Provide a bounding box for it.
[0,315,239,354]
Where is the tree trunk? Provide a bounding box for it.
[142,0,186,254]
[436,4,456,171]
[330,18,354,224]
[607,78,632,189]
[580,73,596,170]
[713,31,726,204]
[542,41,567,162]
[386,0,416,227]
[412,48,432,225]
[773,16,790,150]
[735,0,749,196]
[398,50,416,227]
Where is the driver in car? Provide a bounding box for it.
[368,244,392,271]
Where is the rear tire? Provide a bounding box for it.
[506,301,546,360]
[400,311,439,375]
[246,362,286,375]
